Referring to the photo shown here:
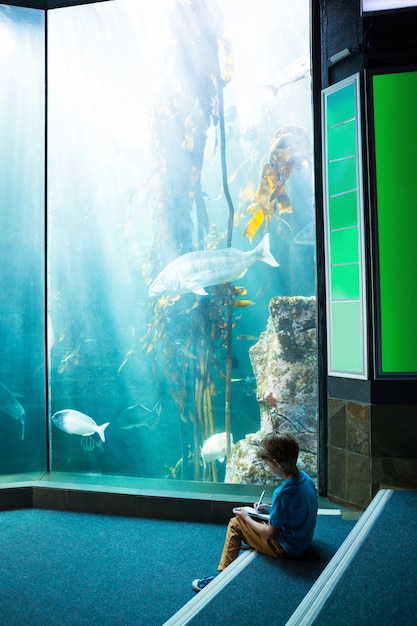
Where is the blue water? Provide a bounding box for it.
[0,0,316,484]
[0,5,46,473]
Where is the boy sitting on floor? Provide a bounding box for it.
[192,429,318,592]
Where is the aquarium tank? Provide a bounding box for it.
[0,4,46,474]
[1,0,317,488]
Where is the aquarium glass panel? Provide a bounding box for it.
[0,5,46,474]
[47,0,317,485]
[322,75,367,378]
[373,70,417,374]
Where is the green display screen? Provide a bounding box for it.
[373,71,417,373]
[323,75,366,377]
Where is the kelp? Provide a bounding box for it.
[243,124,311,243]
[143,0,236,480]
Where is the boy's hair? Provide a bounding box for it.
[258,430,299,469]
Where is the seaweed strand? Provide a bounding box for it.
[218,79,234,248]
[217,77,234,458]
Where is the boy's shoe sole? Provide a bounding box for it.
[192,575,216,592]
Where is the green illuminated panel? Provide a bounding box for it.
[326,83,355,127]
[323,74,366,378]
[329,192,358,230]
[330,228,358,265]
[328,157,356,196]
[331,264,360,300]
[330,302,362,373]
[373,70,417,373]
[327,120,356,161]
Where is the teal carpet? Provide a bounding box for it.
[314,490,417,625]
[0,509,356,625]
[186,514,356,626]
[0,509,225,625]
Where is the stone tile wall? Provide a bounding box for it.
[328,397,417,509]
[328,398,372,509]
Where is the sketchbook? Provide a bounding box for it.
[242,506,270,522]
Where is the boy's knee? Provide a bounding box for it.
[228,516,241,532]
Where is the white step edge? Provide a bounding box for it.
[285,488,393,626]
[163,548,257,626]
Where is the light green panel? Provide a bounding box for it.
[326,83,355,127]
[329,192,358,230]
[323,74,366,378]
[328,157,356,196]
[330,227,358,265]
[330,302,362,373]
[331,264,360,300]
[373,70,417,374]
[327,120,356,161]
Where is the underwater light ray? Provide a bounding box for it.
[220,0,310,125]
[48,0,169,153]
[47,0,175,416]
[0,25,16,56]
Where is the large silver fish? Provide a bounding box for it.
[51,409,110,442]
[0,382,26,440]
[148,233,279,296]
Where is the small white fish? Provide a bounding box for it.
[0,382,26,440]
[51,409,110,442]
[149,233,278,297]
[201,432,233,466]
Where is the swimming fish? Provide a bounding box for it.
[148,233,279,296]
[0,382,25,440]
[293,221,315,246]
[200,432,233,466]
[264,52,310,96]
[116,402,161,430]
[232,299,254,308]
[243,376,257,397]
[51,409,110,442]
[80,435,103,452]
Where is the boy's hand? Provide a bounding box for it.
[233,507,250,520]
[254,503,271,514]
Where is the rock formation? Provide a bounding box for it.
[225,296,317,484]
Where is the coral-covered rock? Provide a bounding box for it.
[225,296,317,484]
